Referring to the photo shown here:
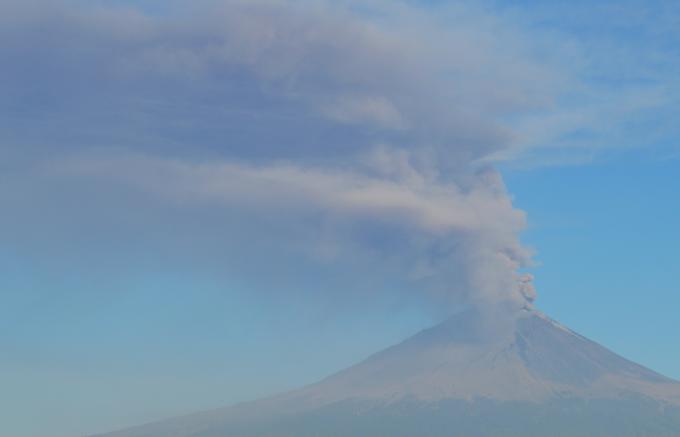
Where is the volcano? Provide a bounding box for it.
[97,307,680,436]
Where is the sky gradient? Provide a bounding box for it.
[1,1,679,436]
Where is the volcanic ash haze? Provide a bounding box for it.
[2,0,546,313]
[6,2,679,436]
[97,306,680,437]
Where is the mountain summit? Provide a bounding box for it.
[98,308,680,436]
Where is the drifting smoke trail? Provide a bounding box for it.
[0,0,551,312]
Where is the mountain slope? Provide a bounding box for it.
[96,308,680,436]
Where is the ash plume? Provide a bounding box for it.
[0,0,554,313]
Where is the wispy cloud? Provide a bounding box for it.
[2,0,674,313]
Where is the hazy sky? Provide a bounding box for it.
[1,1,679,436]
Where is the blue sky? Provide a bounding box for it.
[1,1,679,436]
[507,150,680,375]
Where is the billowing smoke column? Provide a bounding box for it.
[519,274,537,304]
[1,0,550,312]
